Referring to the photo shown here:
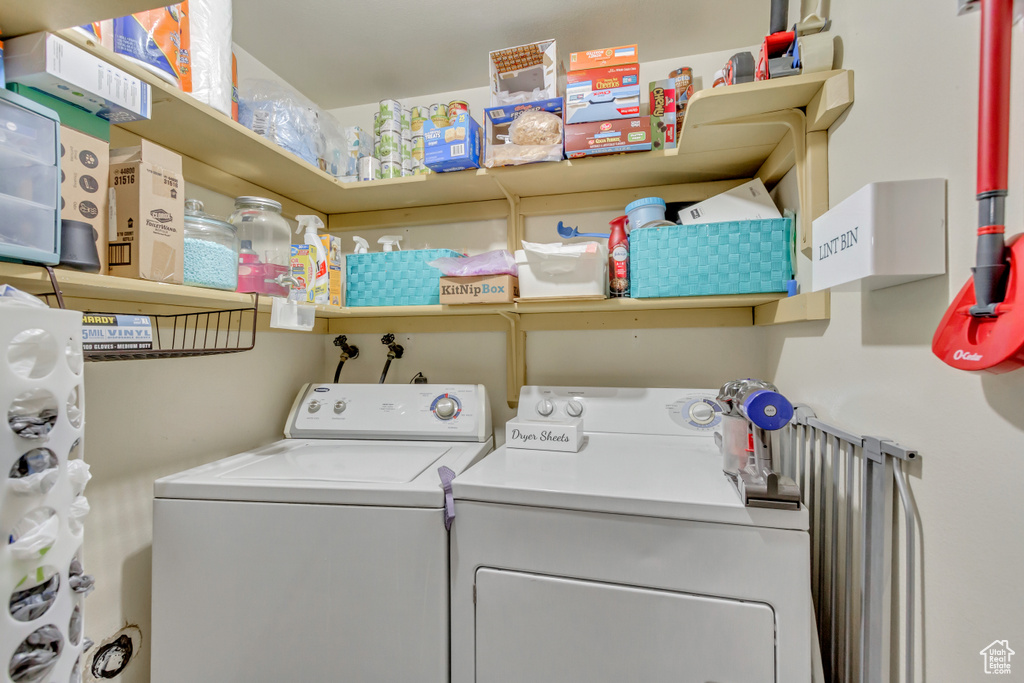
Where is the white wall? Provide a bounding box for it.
[767,3,1024,681]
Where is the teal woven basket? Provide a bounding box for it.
[346,249,462,306]
[630,218,793,297]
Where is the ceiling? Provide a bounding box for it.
[233,0,772,109]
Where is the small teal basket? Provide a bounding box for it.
[346,249,462,306]
[629,218,793,297]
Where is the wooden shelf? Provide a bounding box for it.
[55,30,852,218]
[0,2,162,38]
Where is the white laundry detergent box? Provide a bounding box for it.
[3,32,152,123]
[505,416,584,452]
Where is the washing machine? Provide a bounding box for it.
[451,386,813,683]
[151,383,492,683]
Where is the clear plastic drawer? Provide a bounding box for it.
[0,94,58,165]
[0,194,58,256]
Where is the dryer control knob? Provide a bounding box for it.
[307,400,322,414]
[434,398,457,420]
[536,399,554,417]
[689,401,715,424]
[334,400,347,414]
[565,400,584,417]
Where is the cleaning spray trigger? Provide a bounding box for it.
[378,236,403,252]
[296,215,329,304]
[353,237,369,254]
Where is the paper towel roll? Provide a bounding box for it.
[181,0,233,117]
[798,33,834,74]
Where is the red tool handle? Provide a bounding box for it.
[978,0,1013,195]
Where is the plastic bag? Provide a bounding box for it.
[428,250,517,277]
[9,509,59,561]
[492,87,547,107]
[69,558,96,596]
[0,285,48,308]
[9,449,60,495]
[67,459,92,497]
[485,109,563,168]
[9,572,60,622]
[8,389,59,440]
[69,496,90,535]
[239,79,325,166]
[8,624,62,682]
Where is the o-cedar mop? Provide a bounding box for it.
[933,0,1024,372]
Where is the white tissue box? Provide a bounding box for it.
[515,241,608,300]
[505,417,584,452]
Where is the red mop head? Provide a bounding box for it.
[933,234,1024,373]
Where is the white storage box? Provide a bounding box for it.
[505,416,584,452]
[515,241,608,300]
[812,178,946,291]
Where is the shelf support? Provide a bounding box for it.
[493,178,524,254]
[497,311,525,409]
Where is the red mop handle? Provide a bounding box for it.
[978,0,1013,198]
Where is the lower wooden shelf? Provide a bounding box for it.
[0,264,828,331]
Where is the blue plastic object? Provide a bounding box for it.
[625,197,667,230]
[556,221,610,239]
[629,218,793,297]
[742,390,794,431]
[346,249,462,307]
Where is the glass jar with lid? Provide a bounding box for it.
[229,196,293,296]
[183,199,239,291]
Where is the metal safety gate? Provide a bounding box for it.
[778,406,921,683]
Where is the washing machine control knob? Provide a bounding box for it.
[688,401,715,425]
[333,400,347,414]
[536,399,554,417]
[565,400,584,417]
[307,400,322,414]
[434,397,457,420]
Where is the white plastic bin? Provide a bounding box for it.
[515,241,609,299]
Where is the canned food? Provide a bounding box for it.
[411,106,430,119]
[373,112,381,136]
[359,156,381,182]
[430,114,450,129]
[411,116,428,134]
[379,99,402,124]
[379,117,402,134]
[378,130,402,156]
[447,100,469,118]
[380,161,402,179]
[429,103,444,117]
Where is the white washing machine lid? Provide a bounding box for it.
[453,433,808,531]
[155,438,493,507]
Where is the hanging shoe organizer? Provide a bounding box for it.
[1,303,92,683]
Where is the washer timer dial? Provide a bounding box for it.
[431,394,462,421]
[668,395,723,431]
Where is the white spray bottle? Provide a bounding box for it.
[296,215,329,304]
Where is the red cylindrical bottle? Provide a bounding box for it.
[608,215,629,298]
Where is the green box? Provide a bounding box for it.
[6,83,110,141]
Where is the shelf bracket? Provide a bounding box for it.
[497,311,525,409]
[493,178,524,254]
[698,108,811,258]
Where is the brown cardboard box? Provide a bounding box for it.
[440,275,518,304]
[60,126,110,273]
[108,140,185,283]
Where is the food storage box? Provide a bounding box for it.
[484,98,564,168]
[564,118,651,158]
[569,44,638,71]
[346,249,462,307]
[565,64,641,125]
[630,218,794,297]
[440,275,519,304]
[423,113,482,173]
[0,89,61,266]
[515,242,608,300]
[489,40,559,106]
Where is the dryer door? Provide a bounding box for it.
[474,568,776,683]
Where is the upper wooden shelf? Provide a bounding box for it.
[55,30,852,217]
[0,2,163,37]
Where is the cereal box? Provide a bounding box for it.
[565,64,641,125]
[569,44,638,71]
[564,118,652,158]
[649,79,676,151]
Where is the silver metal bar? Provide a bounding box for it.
[860,437,893,682]
[829,434,840,682]
[805,416,864,447]
[843,442,856,683]
[893,461,918,683]
[817,429,828,635]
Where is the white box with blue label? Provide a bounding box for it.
[424,113,482,173]
[484,97,564,168]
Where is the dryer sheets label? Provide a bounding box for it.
[82,314,153,351]
[505,417,584,452]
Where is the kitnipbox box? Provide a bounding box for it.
[439,275,518,304]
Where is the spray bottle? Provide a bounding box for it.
[608,215,630,298]
[296,215,329,304]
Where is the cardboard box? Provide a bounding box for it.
[671,67,694,131]
[564,118,651,158]
[439,275,519,304]
[108,140,184,283]
[4,33,152,123]
[424,112,482,173]
[320,234,344,306]
[569,45,638,71]
[649,79,676,151]
[484,98,564,168]
[61,126,110,273]
[489,40,559,106]
[677,178,782,225]
[289,244,314,302]
[565,64,640,125]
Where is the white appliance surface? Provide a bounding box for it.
[151,383,492,683]
[450,386,813,683]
